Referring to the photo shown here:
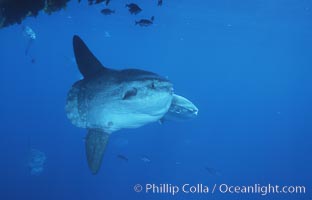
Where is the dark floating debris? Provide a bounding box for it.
[44,0,71,14]
[101,8,115,15]
[0,0,69,28]
[158,0,163,6]
[0,8,4,27]
[0,0,163,29]
[135,16,154,27]
[126,3,142,15]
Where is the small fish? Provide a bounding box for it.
[117,154,128,162]
[175,161,181,165]
[101,8,115,15]
[205,167,222,176]
[95,0,105,4]
[31,58,36,64]
[140,155,151,163]
[104,31,111,38]
[126,3,142,15]
[105,0,110,6]
[158,0,163,6]
[135,16,154,27]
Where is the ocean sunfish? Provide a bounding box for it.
[66,35,173,174]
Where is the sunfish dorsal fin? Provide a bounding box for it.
[73,35,106,78]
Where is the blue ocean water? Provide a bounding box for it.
[0,0,311,199]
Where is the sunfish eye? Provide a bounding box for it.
[122,87,138,100]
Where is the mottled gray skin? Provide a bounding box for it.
[66,36,173,174]
[66,68,173,133]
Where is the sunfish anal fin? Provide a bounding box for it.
[85,129,110,175]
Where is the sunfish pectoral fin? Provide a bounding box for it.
[85,128,110,175]
[73,35,107,78]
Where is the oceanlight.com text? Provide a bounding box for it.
[133,183,306,196]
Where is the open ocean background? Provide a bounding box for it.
[0,0,311,199]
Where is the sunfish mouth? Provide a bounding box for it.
[191,108,199,116]
[161,94,198,122]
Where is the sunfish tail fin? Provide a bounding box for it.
[85,129,110,175]
[73,35,106,78]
